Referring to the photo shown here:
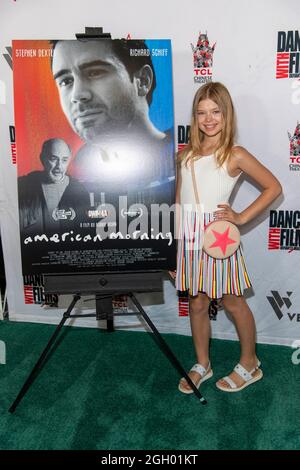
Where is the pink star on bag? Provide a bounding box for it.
[203,220,241,259]
[209,227,237,256]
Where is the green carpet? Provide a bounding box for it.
[0,320,299,450]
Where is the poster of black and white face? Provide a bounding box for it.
[13,38,176,275]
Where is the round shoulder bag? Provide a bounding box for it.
[191,159,240,259]
[202,219,240,259]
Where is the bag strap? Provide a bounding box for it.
[191,159,205,234]
[190,158,205,244]
[191,159,200,205]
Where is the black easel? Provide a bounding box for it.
[9,272,207,413]
[75,26,111,40]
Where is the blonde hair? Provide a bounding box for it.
[178,82,236,167]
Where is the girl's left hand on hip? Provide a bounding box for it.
[213,204,243,225]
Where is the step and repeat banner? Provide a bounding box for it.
[0,0,299,345]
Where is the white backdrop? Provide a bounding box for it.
[0,0,299,345]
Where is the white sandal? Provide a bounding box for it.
[178,362,213,394]
[216,360,263,392]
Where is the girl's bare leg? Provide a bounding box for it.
[179,292,211,391]
[216,294,260,389]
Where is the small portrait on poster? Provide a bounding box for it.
[18,138,89,237]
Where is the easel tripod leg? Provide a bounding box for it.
[129,293,207,404]
[9,294,81,413]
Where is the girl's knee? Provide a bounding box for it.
[189,294,210,315]
[222,294,245,312]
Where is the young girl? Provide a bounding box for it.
[175,82,282,393]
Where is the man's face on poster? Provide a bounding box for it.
[52,40,142,142]
[41,140,71,183]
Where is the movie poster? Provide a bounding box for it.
[13,39,176,275]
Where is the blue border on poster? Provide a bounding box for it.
[145,39,174,133]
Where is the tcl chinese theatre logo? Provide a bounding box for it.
[191,31,216,84]
[268,210,300,251]
[288,122,300,171]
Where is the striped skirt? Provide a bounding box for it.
[176,211,252,298]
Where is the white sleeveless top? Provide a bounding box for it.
[180,153,241,213]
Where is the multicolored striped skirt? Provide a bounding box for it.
[176,211,252,298]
